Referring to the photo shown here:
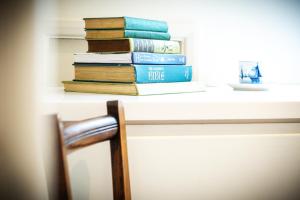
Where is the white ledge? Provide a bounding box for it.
[43,85,300,123]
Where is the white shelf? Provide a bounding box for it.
[43,85,300,123]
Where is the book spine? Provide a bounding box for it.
[134,65,192,83]
[124,16,168,32]
[132,52,186,64]
[130,39,181,54]
[124,30,170,40]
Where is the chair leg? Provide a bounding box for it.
[107,101,131,200]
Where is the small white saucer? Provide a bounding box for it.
[228,83,269,91]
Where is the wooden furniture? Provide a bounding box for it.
[43,87,300,199]
[45,100,131,200]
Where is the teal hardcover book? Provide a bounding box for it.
[85,29,170,40]
[124,30,170,40]
[134,65,192,83]
[124,16,168,32]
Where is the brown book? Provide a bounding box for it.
[85,17,125,30]
[63,81,138,95]
[74,64,135,83]
[88,39,130,53]
[86,29,127,39]
[87,38,181,53]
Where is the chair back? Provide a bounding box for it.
[43,100,131,200]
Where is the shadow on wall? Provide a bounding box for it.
[71,160,90,199]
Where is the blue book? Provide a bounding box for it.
[132,52,186,64]
[134,65,192,83]
[74,64,192,83]
[74,52,186,65]
[84,16,168,32]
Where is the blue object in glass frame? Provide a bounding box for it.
[239,61,262,84]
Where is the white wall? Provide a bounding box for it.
[43,1,300,199]
[48,0,300,86]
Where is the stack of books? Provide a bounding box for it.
[63,16,204,95]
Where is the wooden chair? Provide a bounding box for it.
[43,100,131,200]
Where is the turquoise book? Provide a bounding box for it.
[124,30,170,40]
[74,64,192,83]
[84,16,168,32]
[124,16,168,32]
[85,29,170,40]
[134,65,192,83]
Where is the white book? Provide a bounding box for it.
[63,81,205,96]
[74,53,132,63]
[73,52,186,65]
[135,82,205,95]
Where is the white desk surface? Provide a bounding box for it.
[43,84,300,123]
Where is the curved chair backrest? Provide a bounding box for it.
[44,100,131,200]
